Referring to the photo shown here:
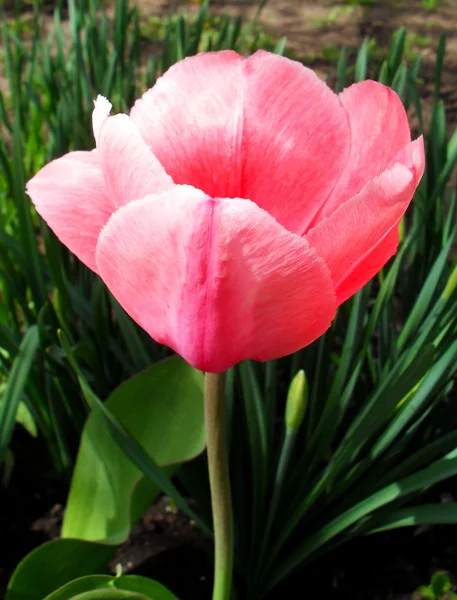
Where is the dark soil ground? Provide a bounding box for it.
[2,1,457,599]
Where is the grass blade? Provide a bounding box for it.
[0,326,40,464]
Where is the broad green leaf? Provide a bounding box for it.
[71,366,210,535]
[62,355,205,543]
[46,574,178,600]
[6,539,114,600]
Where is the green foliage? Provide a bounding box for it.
[311,5,356,29]
[0,0,283,476]
[8,556,177,600]
[179,32,457,598]
[61,354,206,543]
[6,354,206,599]
[416,572,457,600]
[343,0,375,5]
[45,574,178,600]
[422,0,443,10]
[6,539,115,600]
[2,0,457,598]
[0,326,39,464]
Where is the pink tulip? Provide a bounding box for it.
[27,51,424,373]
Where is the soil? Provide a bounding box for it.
[0,432,66,598]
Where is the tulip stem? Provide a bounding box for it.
[205,371,233,600]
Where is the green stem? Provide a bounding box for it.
[205,371,233,600]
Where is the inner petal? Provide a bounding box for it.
[130,50,350,234]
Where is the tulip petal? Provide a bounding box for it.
[92,95,112,144]
[26,151,112,272]
[313,80,412,224]
[97,113,173,208]
[306,138,424,305]
[96,186,337,373]
[130,50,349,234]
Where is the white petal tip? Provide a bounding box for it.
[92,95,112,144]
[94,94,112,114]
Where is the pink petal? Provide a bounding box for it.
[92,95,112,144]
[313,80,412,225]
[334,228,400,305]
[96,186,337,373]
[130,50,349,234]
[305,137,425,305]
[26,151,112,272]
[97,113,173,208]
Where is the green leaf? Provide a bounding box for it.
[111,297,151,371]
[0,326,40,464]
[355,37,369,82]
[416,585,436,600]
[369,503,457,533]
[336,46,347,92]
[66,594,147,599]
[273,37,287,56]
[267,450,457,591]
[239,361,268,549]
[434,34,446,99]
[45,574,178,600]
[431,571,452,597]
[15,400,38,437]
[391,62,407,100]
[6,539,114,600]
[387,27,406,75]
[398,233,455,351]
[62,354,206,543]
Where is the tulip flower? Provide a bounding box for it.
[27,50,424,375]
[27,51,424,600]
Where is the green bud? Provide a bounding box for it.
[442,261,457,300]
[285,370,308,434]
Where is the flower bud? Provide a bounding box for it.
[285,370,308,434]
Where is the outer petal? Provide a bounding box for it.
[96,186,337,373]
[97,113,173,208]
[305,137,425,305]
[313,80,412,225]
[130,50,349,234]
[26,151,112,272]
[92,95,112,144]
